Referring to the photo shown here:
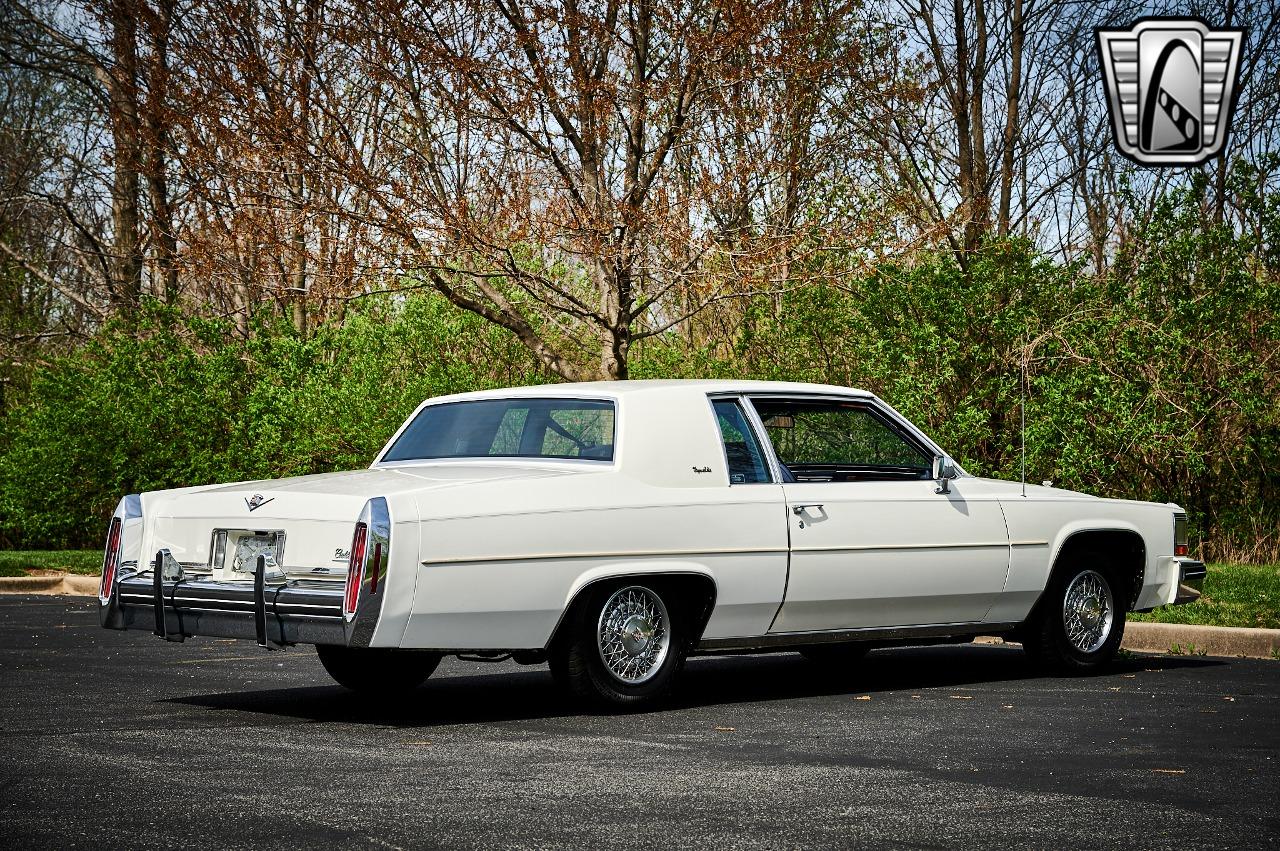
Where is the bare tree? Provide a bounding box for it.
[0,20,96,407]
[139,0,179,303]
[868,0,1087,263]
[4,0,1277,363]
[102,0,143,311]
[313,0,747,379]
[276,0,893,380]
[0,0,193,318]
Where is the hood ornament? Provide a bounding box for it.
[245,493,275,512]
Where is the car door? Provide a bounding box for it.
[700,397,791,638]
[749,396,1010,632]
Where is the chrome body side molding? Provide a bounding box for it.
[695,621,1021,653]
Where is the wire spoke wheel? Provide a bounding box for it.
[596,585,671,685]
[1062,569,1114,655]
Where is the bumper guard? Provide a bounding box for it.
[101,551,375,648]
[1174,559,1207,605]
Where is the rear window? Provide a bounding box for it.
[381,398,616,462]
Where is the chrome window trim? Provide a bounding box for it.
[705,393,778,485]
[740,392,947,482]
[372,456,614,472]
[737,394,786,484]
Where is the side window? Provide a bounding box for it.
[712,400,770,484]
[750,398,929,483]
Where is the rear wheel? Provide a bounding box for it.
[549,583,688,708]
[1021,558,1127,673]
[316,645,442,694]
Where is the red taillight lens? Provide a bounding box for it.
[344,522,368,618]
[100,517,122,603]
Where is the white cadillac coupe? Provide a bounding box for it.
[99,380,1204,707]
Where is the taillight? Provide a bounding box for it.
[1174,513,1189,557]
[100,517,122,604]
[343,522,368,619]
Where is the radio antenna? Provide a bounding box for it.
[1020,337,1027,498]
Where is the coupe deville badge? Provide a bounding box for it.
[1096,18,1244,166]
[245,493,274,512]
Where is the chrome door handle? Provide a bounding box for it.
[791,504,824,515]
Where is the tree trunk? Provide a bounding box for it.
[997,0,1023,236]
[287,0,319,337]
[143,0,179,304]
[108,0,144,314]
[967,0,989,248]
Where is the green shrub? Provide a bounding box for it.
[0,296,545,548]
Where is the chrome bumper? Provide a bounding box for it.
[1174,559,1207,605]
[99,554,377,648]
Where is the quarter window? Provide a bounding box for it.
[750,398,929,482]
[712,400,770,483]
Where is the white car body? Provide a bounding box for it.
[100,380,1204,687]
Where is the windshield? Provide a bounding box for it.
[381,398,616,462]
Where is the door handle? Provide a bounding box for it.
[791,504,824,515]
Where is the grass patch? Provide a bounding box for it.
[1130,563,1280,630]
[0,550,102,577]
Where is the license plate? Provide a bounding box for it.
[212,529,285,577]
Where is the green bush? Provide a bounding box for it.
[0,296,545,549]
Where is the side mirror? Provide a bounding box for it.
[932,455,958,494]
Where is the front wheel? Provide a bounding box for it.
[1021,562,1127,673]
[316,645,442,694]
[549,583,688,708]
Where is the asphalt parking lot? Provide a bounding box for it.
[0,595,1276,849]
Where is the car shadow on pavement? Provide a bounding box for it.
[164,643,1226,729]
[675,645,1224,707]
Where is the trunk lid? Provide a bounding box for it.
[136,463,579,578]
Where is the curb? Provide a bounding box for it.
[1121,621,1279,660]
[980,621,1279,661]
[0,573,99,597]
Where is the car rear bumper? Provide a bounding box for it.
[1173,558,1207,605]
[99,557,375,648]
